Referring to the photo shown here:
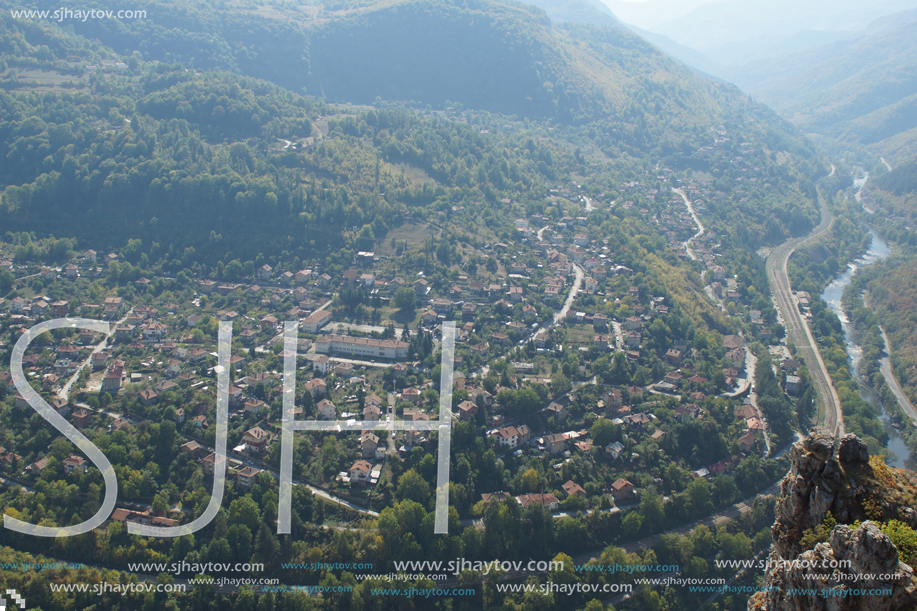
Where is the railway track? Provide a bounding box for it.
[765,188,844,436]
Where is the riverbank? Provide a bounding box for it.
[822,229,913,469]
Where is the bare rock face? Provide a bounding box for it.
[838,434,870,464]
[749,429,917,611]
[752,522,917,611]
[772,427,844,559]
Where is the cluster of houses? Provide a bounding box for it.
[478,474,635,513]
[0,154,789,518]
[471,363,768,514]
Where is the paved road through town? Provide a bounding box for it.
[60,310,133,401]
[671,187,704,261]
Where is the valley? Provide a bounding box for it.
[0,0,916,610]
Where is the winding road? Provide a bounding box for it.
[766,189,844,436]
[530,221,586,339]
[529,263,584,341]
[671,187,705,261]
[556,264,585,322]
[60,310,132,401]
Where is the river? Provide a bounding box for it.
[852,167,876,214]
[821,229,914,468]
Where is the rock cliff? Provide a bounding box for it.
[749,428,917,611]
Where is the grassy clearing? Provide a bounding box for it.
[398,163,435,185]
[2,68,87,92]
[382,222,433,249]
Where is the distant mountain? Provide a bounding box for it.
[505,0,725,77]
[700,29,855,67]
[621,23,723,77]
[0,0,830,184]
[610,0,917,66]
[599,0,714,30]
[718,12,917,162]
[720,9,917,103]
[514,0,620,27]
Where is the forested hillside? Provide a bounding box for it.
[0,0,827,132]
[874,158,917,196]
[0,2,827,259]
[857,159,917,414]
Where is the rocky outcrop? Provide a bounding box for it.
[838,434,870,465]
[749,428,917,611]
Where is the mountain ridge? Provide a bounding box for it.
[715,12,917,162]
[4,0,791,131]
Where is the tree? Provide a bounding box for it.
[208,537,232,563]
[152,492,170,515]
[606,351,631,382]
[686,477,713,517]
[0,268,13,294]
[639,490,665,534]
[621,511,643,535]
[393,287,417,316]
[797,386,815,428]
[228,524,253,563]
[224,259,243,280]
[591,419,618,447]
[684,556,708,579]
[229,496,261,533]
[300,388,314,413]
[235,587,256,611]
[254,522,280,571]
[436,241,451,265]
[396,469,431,505]
[711,475,739,507]
[551,372,572,396]
[881,521,917,567]
[554,517,586,548]
[522,468,540,492]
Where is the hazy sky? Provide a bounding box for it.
[600,0,917,33]
[599,0,721,30]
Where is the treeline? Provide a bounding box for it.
[787,189,870,297]
[136,69,315,141]
[842,267,917,461]
[0,10,108,71]
[863,254,917,417]
[873,158,917,195]
[0,494,777,610]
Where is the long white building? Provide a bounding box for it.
[315,334,408,360]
